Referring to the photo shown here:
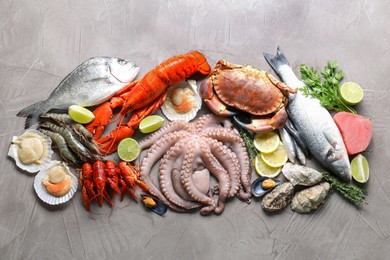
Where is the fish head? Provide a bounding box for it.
[325,147,352,182]
[108,58,139,83]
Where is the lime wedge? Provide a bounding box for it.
[117,138,140,162]
[253,131,280,153]
[260,142,288,168]
[340,82,364,105]
[139,115,165,133]
[68,105,95,124]
[254,154,282,178]
[351,154,369,183]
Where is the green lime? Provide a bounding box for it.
[117,138,140,162]
[351,154,369,183]
[68,105,95,124]
[139,115,165,133]
[260,142,288,168]
[340,82,364,105]
[254,153,282,178]
[253,131,280,153]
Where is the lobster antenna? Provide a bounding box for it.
[104,112,126,156]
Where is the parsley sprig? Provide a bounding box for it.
[300,61,356,114]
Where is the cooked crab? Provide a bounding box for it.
[199,60,296,132]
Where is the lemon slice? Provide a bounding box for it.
[139,115,165,133]
[117,138,140,162]
[68,105,95,124]
[351,154,369,183]
[253,131,280,153]
[260,142,288,168]
[340,82,364,105]
[254,154,282,178]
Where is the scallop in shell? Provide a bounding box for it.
[34,161,78,205]
[161,79,202,121]
[8,129,53,174]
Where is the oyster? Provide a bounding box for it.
[261,182,294,212]
[34,161,78,205]
[291,182,330,213]
[282,162,323,187]
[251,177,281,197]
[161,80,202,121]
[8,129,53,173]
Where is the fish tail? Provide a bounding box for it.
[17,101,48,129]
[263,46,290,79]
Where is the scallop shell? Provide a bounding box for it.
[34,161,78,205]
[8,129,53,174]
[161,80,202,121]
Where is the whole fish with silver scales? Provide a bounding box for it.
[17,56,139,128]
[264,47,351,182]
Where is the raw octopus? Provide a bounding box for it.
[137,114,252,215]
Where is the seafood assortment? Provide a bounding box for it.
[290,182,331,213]
[137,113,251,215]
[79,160,149,211]
[34,161,78,205]
[199,59,296,132]
[161,80,202,121]
[86,50,211,154]
[261,182,294,212]
[8,129,53,173]
[264,47,351,182]
[17,57,139,128]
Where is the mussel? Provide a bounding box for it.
[141,194,168,216]
[251,177,281,197]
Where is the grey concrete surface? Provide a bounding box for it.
[1,0,389,259]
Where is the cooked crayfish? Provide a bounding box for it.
[86,50,211,154]
[79,160,149,211]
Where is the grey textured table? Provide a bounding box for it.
[1,1,389,259]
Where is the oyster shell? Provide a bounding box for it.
[251,177,281,197]
[291,182,330,213]
[261,182,294,212]
[34,161,78,205]
[161,80,202,121]
[8,129,53,174]
[282,162,323,187]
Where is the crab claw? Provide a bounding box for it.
[233,107,288,133]
[199,79,237,116]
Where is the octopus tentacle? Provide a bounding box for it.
[194,113,233,133]
[205,137,241,198]
[139,131,191,211]
[180,141,215,208]
[203,128,252,202]
[159,140,202,210]
[199,142,231,215]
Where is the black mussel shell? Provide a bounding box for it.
[141,194,168,216]
[251,177,281,197]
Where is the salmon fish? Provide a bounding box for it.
[264,47,351,182]
[17,57,139,128]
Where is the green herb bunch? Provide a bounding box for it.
[300,61,356,114]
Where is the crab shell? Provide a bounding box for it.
[200,60,292,116]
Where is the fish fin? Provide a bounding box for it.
[263,46,290,79]
[323,132,338,149]
[17,101,48,129]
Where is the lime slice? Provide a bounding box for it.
[139,115,165,133]
[253,131,280,153]
[260,142,288,168]
[254,154,282,178]
[351,154,369,183]
[339,82,364,105]
[68,105,95,124]
[117,138,140,162]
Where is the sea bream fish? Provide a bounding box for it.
[17,56,139,128]
[264,47,351,182]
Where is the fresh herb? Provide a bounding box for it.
[236,126,257,163]
[322,172,366,206]
[300,61,356,114]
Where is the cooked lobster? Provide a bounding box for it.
[86,50,211,154]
